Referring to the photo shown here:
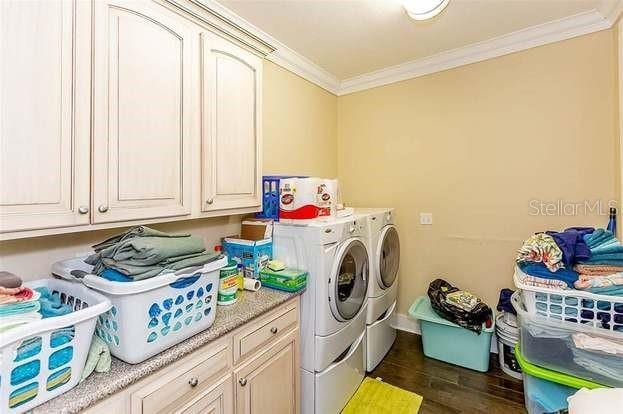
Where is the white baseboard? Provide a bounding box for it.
[392,312,499,354]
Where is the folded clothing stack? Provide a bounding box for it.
[0,272,74,333]
[516,228,595,291]
[569,229,623,296]
[85,226,223,282]
[427,279,492,334]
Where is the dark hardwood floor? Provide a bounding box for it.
[367,330,527,414]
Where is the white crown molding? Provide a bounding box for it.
[187,0,340,94]
[183,0,621,96]
[338,9,612,95]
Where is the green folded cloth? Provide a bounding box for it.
[101,251,221,280]
[86,226,222,280]
[80,335,111,382]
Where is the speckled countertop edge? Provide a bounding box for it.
[33,288,301,414]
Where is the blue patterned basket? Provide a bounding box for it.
[0,279,110,414]
[82,257,227,364]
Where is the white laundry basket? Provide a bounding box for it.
[81,257,227,364]
[514,266,623,333]
[0,279,111,414]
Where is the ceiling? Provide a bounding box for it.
[218,0,618,81]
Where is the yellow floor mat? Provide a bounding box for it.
[342,377,423,414]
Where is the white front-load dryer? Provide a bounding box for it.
[356,208,400,371]
[273,216,370,414]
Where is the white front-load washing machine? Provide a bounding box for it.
[273,216,370,414]
[356,208,400,371]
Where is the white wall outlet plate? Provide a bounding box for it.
[419,213,433,225]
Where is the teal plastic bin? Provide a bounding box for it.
[408,296,494,372]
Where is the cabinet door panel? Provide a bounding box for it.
[235,330,298,414]
[0,0,90,232]
[92,0,194,223]
[201,34,262,212]
[179,375,233,414]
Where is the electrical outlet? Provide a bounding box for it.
[420,213,433,225]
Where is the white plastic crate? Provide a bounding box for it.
[79,256,227,364]
[514,266,623,333]
[0,279,111,414]
[512,292,623,387]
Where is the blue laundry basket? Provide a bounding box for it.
[408,296,495,372]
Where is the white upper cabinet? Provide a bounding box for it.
[91,0,196,224]
[201,33,262,212]
[0,0,264,239]
[0,0,91,233]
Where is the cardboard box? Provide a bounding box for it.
[241,219,273,241]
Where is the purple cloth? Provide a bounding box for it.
[545,227,594,267]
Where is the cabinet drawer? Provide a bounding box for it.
[134,344,231,414]
[233,303,298,364]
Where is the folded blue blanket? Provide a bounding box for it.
[100,268,133,282]
[0,300,40,317]
[518,262,579,288]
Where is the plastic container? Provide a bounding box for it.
[496,312,522,380]
[259,267,308,293]
[217,261,239,306]
[81,257,227,363]
[0,279,111,414]
[512,292,623,387]
[408,296,495,372]
[514,266,623,333]
[515,345,605,414]
[223,238,272,279]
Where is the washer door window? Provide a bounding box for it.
[377,225,400,289]
[329,239,368,321]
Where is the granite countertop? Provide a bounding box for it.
[33,288,301,414]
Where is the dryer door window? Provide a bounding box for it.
[331,239,368,321]
[378,225,400,289]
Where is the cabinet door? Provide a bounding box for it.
[234,329,298,414]
[92,0,196,223]
[201,33,262,212]
[178,375,233,414]
[0,0,90,233]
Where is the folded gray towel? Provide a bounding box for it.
[0,271,22,288]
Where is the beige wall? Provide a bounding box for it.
[337,29,619,315]
[0,60,338,281]
[263,61,338,177]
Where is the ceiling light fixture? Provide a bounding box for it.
[403,0,450,21]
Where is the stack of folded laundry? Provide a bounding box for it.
[0,271,74,333]
[573,229,623,296]
[85,226,223,281]
[0,271,42,332]
[515,228,594,290]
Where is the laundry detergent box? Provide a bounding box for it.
[223,237,272,279]
[259,267,307,293]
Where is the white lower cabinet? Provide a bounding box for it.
[84,298,300,414]
[234,330,299,414]
[0,0,263,240]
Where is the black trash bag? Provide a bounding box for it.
[496,288,516,315]
[427,278,492,334]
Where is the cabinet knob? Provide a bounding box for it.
[206,199,213,205]
[270,326,278,334]
[239,378,247,386]
[78,206,89,214]
[188,377,199,387]
[98,205,109,213]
